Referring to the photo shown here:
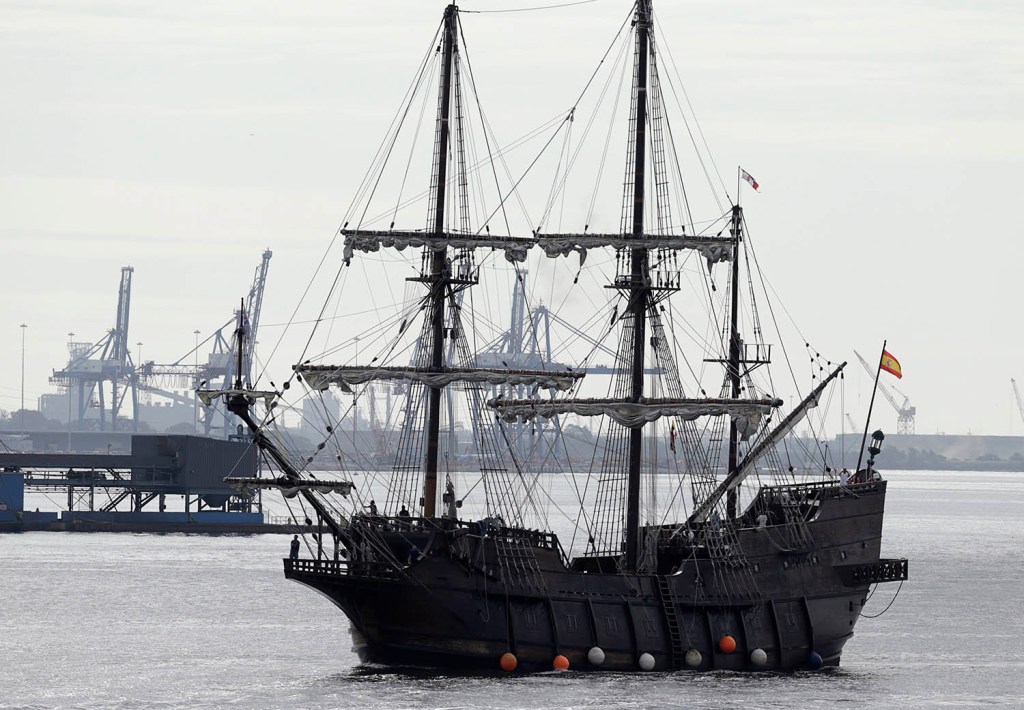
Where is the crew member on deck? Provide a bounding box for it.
[396,504,411,531]
[443,478,458,519]
[289,535,300,560]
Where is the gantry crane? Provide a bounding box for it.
[854,350,915,434]
[471,271,579,464]
[137,249,272,438]
[50,266,139,432]
[237,248,272,390]
[474,271,666,464]
[476,271,572,372]
[199,248,273,435]
[1011,379,1024,428]
[845,413,859,432]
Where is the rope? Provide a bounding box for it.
[462,0,601,14]
[860,579,904,618]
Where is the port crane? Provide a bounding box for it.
[854,350,915,434]
[473,271,667,465]
[50,266,139,432]
[472,271,579,465]
[1012,379,1024,429]
[137,249,272,437]
[845,413,859,432]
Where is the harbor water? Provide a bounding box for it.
[2,470,1022,709]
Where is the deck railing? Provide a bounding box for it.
[284,557,399,580]
[836,558,909,586]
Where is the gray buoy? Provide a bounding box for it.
[587,646,605,666]
[638,652,655,671]
[750,648,768,667]
[684,649,702,668]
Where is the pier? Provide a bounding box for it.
[0,433,305,534]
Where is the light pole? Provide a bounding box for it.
[20,323,27,431]
[67,331,74,450]
[193,330,200,433]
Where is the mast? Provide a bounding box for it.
[218,298,346,541]
[624,0,652,572]
[726,204,743,518]
[423,4,458,518]
[689,364,845,525]
[234,298,245,390]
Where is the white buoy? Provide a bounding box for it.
[684,649,702,668]
[750,648,768,667]
[638,653,656,671]
[587,646,606,666]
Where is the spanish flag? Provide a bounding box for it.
[880,350,902,379]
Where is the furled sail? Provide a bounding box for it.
[298,365,584,392]
[487,396,782,429]
[342,229,536,264]
[196,388,278,408]
[224,476,355,498]
[537,233,734,264]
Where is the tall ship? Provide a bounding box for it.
[212,1,907,672]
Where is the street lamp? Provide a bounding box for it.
[67,332,75,448]
[20,323,27,431]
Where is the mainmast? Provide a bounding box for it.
[624,0,652,573]
[422,4,458,518]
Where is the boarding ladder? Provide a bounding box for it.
[657,575,685,669]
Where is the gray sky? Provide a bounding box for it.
[2,0,1022,436]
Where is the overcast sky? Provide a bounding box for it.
[2,0,1022,436]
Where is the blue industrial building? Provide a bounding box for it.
[0,434,270,532]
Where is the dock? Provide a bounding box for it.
[0,434,305,534]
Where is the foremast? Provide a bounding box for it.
[305,4,569,521]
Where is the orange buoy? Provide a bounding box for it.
[719,635,737,653]
[500,652,518,672]
[553,655,570,671]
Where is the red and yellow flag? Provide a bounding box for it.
[880,350,902,379]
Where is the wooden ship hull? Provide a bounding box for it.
[285,480,906,672]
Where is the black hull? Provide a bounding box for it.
[285,480,906,672]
